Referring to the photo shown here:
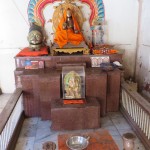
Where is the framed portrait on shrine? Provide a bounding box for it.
[62,66,85,100]
[91,56,110,67]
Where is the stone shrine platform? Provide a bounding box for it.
[51,97,100,130]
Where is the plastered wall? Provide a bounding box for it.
[136,0,150,98]
[0,0,139,93]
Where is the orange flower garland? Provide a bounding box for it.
[93,49,118,55]
[92,44,118,55]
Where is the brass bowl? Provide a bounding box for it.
[66,136,90,150]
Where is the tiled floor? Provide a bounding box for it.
[15,112,146,150]
[0,94,146,150]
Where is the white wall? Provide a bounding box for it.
[0,0,29,93]
[0,0,139,93]
[136,0,150,98]
[104,0,139,77]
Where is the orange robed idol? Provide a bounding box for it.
[54,9,84,48]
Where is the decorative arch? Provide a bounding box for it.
[27,0,105,26]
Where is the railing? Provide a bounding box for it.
[0,88,24,150]
[120,82,150,150]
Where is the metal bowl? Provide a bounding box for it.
[66,136,89,150]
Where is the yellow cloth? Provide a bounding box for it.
[54,10,84,48]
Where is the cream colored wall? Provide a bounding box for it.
[104,0,139,77]
[136,0,150,98]
[0,0,139,93]
[0,0,29,93]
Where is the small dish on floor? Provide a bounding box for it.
[42,141,56,150]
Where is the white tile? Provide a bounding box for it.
[101,124,117,131]
[101,128,120,136]
[34,141,58,150]
[37,118,51,129]
[23,117,39,125]
[108,111,124,119]
[15,137,35,150]
[111,117,132,130]
[19,124,37,137]
[35,127,57,142]
[101,116,114,127]
[98,115,120,136]
[134,143,146,150]
[14,112,147,150]
[118,129,134,135]
[111,135,124,150]
[34,132,58,150]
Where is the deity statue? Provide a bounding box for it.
[54,8,84,48]
[62,8,79,34]
[64,71,81,99]
[27,23,44,51]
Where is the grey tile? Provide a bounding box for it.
[35,127,58,142]
[107,129,120,136]
[37,118,51,129]
[34,141,58,150]
[35,127,51,141]
[34,132,58,150]
[100,116,119,132]
[108,111,124,119]
[111,117,132,130]
[101,116,114,127]
[101,124,118,131]
[100,128,120,136]
[15,112,147,150]
[111,135,124,150]
[134,143,146,150]
[23,117,39,125]
[118,129,135,135]
[15,137,35,150]
[19,124,37,137]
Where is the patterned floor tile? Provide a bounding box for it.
[15,111,147,150]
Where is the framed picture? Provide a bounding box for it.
[91,56,110,67]
[62,66,85,100]
[24,60,44,69]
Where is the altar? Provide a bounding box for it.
[14,54,122,120]
[14,0,123,130]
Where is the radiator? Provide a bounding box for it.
[0,94,23,150]
[121,82,150,149]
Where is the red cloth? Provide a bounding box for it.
[58,130,119,150]
[16,46,48,57]
[63,99,85,104]
[54,10,84,48]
